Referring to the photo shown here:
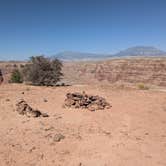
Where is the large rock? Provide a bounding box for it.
[64,92,111,111]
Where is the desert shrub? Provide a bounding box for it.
[22,56,63,86]
[10,69,23,83]
[13,64,17,68]
[0,69,3,84]
[0,69,2,76]
[137,83,149,90]
[20,64,25,68]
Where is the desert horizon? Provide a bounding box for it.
[1,55,166,166]
[1,0,166,165]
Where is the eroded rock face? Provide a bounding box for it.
[0,69,3,84]
[64,92,111,111]
[16,99,49,118]
[62,58,166,86]
[94,59,166,86]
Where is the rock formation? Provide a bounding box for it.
[62,58,166,86]
[16,99,49,118]
[64,92,111,111]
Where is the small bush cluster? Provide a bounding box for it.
[137,83,149,90]
[9,56,63,86]
[0,69,3,84]
[10,69,23,83]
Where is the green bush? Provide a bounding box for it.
[10,69,23,83]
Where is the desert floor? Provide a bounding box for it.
[0,84,166,166]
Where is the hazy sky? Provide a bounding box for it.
[0,0,166,60]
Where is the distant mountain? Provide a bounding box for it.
[52,51,111,61]
[51,46,166,61]
[114,46,166,57]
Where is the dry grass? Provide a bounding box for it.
[137,83,149,90]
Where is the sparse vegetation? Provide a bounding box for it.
[22,56,63,86]
[10,69,23,83]
[13,64,17,68]
[20,64,25,68]
[137,83,149,90]
[0,69,3,84]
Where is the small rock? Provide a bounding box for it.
[43,99,48,102]
[53,133,65,142]
[42,113,49,117]
[64,98,75,106]
[6,99,10,102]
[26,110,42,118]
[29,146,36,153]
[88,106,96,112]
[44,126,54,131]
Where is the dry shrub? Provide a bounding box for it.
[137,83,149,90]
[22,56,63,86]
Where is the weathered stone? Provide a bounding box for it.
[88,103,100,111]
[88,106,96,112]
[72,92,83,98]
[64,98,75,106]
[43,98,48,102]
[75,101,80,108]
[42,113,49,117]
[16,99,49,118]
[53,133,65,142]
[26,110,42,118]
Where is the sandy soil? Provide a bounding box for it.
[0,84,166,166]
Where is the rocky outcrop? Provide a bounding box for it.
[93,59,166,86]
[62,58,166,86]
[2,58,166,86]
[64,92,111,111]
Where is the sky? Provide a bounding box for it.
[0,0,166,60]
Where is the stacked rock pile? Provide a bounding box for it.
[16,99,49,118]
[64,92,111,111]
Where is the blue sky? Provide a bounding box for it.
[0,0,166,60]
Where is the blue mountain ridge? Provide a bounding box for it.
[52,46,166,61]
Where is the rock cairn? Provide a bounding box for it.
[64,92,111,111]
[16,99,49,118]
